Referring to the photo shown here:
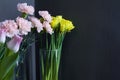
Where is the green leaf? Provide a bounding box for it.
[3,66,15,80]
[0,44,6,60]
[0,53,18,80]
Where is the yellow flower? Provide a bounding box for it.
[50,16,62,29]
[60,19,75,32]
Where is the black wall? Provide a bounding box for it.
[112,0,120,80]
[35,0,120,80]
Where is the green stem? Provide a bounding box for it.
[46,33,48,50]
[21,13,28,18]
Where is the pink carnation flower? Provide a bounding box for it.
[29,17,43,33]
[17,3,34,15]
[43,21,53,35]
[16,17,33,35]
[38,11,52,22]
[1,20,19,38]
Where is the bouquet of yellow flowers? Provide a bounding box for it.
[37,12,75,80]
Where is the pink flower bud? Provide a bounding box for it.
[38,11,52,22]
[1,20,19,38]
[29,17,43,33]
[17,3,34,15]
[7,35,23,53]
[43,21,54,35]
[16,17,33,35]
[0,28,6,43]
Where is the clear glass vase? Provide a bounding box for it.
[13,51,28,80]
[13,62,27,80]
[39,49,61,80]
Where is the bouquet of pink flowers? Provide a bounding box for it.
[0,2,75,80]
[0,3,37,80]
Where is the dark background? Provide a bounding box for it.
[0,0,120,80]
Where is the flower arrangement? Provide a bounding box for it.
[0,2,75,80]
[0,3,36,80]
[39,15,75,80]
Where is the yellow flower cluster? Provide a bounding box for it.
[50,16,75,32]
[50,16,62,29]
[60,19,74,32]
